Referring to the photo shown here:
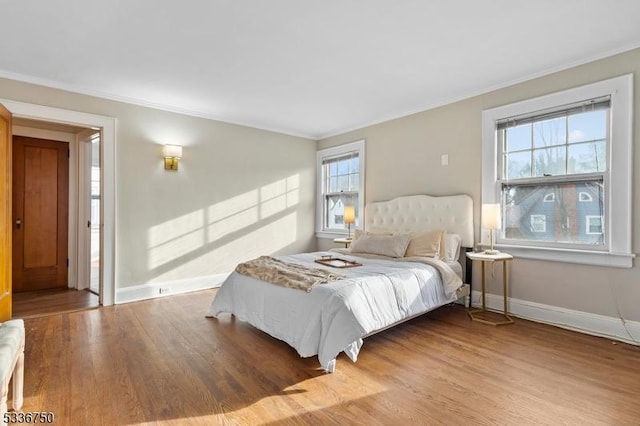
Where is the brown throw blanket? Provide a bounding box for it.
[235,256,346,292]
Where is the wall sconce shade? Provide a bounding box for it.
[163,144,183,171]
[482,203,501,254]
[344,205,355,239]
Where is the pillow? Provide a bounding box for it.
[404,229,445,258]
[444,233,462,262]
[352,228,393,243]
[350,234,412,258]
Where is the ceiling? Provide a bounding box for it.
[1,1,640,140]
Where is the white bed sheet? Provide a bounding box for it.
[208,251,461,372]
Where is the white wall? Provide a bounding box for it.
[317,47,640,339]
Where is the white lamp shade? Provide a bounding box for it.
[343,205,356,224]
[482,203,501,230]
[163,144,183,158]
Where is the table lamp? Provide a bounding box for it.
[482,203,501,254]
[344,205,355,239]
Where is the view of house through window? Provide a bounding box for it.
[503,180,604,244]
[498,97,608,247]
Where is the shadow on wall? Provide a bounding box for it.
[146,173,302,283]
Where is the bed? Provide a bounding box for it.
[207,194,474,372]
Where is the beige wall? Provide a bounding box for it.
[318,48,640,322]
[0,78,316,291]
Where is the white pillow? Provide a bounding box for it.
[350,234,412,258]
[444,234,462,261]
[352,228,393,243]
[404,229,444,258]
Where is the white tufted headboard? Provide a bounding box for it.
[364,194,474,247]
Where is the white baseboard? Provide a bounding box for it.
[115,273,230,304]
[471,291,640,346]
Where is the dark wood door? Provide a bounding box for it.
[12,136,69,292]
[0,103,12,319]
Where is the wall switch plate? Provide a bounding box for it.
[441,154,449,166]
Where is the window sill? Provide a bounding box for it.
[490,244,635,268]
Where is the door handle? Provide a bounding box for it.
[15,218,21,229]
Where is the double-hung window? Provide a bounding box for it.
[482,75,633,267]
[498,97,609,247]
[316,140,365,238]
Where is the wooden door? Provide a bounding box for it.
[0,103,12,320]
[12,136,69,292]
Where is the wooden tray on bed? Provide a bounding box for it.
[314,257,362,268]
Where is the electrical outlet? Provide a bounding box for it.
[159,287,170,294]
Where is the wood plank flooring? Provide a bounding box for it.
[13,288,99,319]
[19,289,640,425]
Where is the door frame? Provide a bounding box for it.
[76,128,101,296]
[1,99,116,306]
[0,103,12,321]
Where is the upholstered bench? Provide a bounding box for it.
[0,319,25,416]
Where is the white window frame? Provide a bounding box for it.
[586,215,604,235]
[579,192,593,202]
[530,214,547,233]
[543,193,555,202]
[316,140,365,238]
[482,75,634,267]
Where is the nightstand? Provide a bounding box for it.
[333,238,352,248]
[466,251,514,325]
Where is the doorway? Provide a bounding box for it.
[11,121,102,317]
[0,98,116,310]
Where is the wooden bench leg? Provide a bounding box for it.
[12,351,24,410]
[0,320,26,415]
[0,382,7,418]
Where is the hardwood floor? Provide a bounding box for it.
[19,289,640,425]
[13,288,99,319]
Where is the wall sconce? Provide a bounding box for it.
[344,205,356,239]
[163,145,182,171]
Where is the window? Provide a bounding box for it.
[316,140,365,237]
[482,75,633,267]
[579,192,593,202]
[586,216,603,235]
[530,215,546,233]
[499,98,608,247]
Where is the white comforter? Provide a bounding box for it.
[207,251,461,372]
